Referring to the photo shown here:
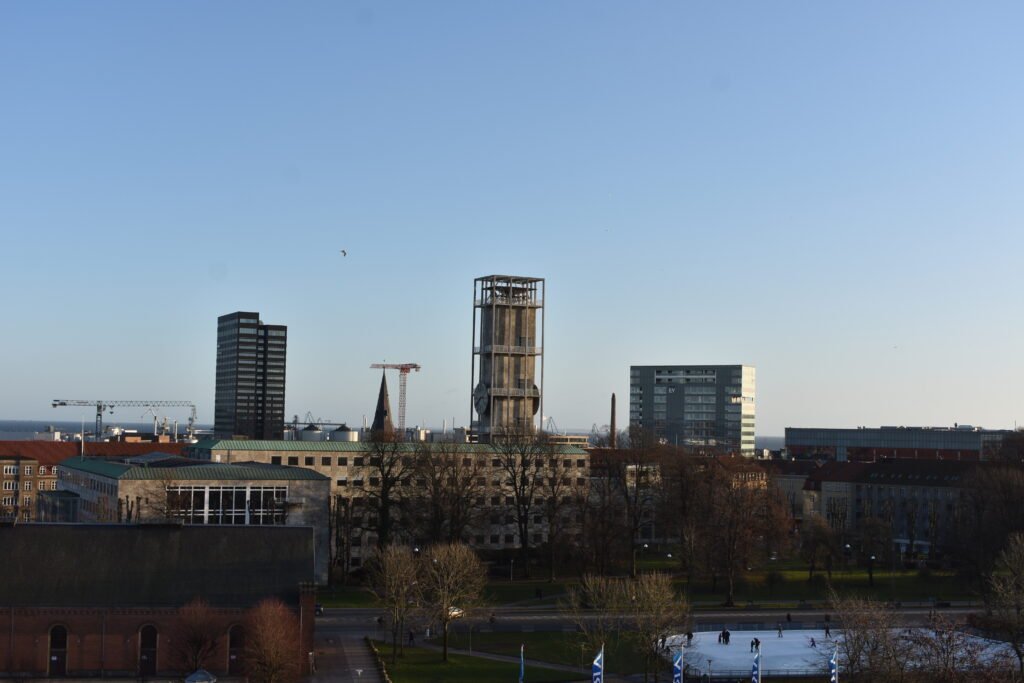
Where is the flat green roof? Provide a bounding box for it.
[189,439,588,455]
[59,457,329,481]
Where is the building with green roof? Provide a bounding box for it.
[50,454,330,583]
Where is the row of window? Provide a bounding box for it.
[2,480,56,491]
[2,465,52,476]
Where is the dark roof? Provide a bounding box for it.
[764,460,820,477]
[189,439,588,455]
[0,524,314,608]
[0,441,184,468]
[857,459,980,487]
[803,462,871,491]
[59,457,329,481]
[371,371,394,435]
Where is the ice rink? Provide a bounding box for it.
[666,629,834,678]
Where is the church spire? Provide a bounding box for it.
[370,371,394,437]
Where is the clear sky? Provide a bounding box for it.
[2,2,1022,435]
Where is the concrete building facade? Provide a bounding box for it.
[785,425,1011,462]
[629,365,756,455]
[471,275,544,441]
[52,454,330,583]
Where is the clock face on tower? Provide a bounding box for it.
[473,383,489,416]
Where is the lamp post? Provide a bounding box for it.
[510,558,515,583]
[868,555,876,588]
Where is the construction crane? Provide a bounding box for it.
[52,400,198,441]
[369,363,421,436]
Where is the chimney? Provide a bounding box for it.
[610,393,617,449]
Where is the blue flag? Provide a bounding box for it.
[592,645,604,683]
[519,644,525,683]
[829,648,839,683]
[751,650,760,683]
[672,647,683,683]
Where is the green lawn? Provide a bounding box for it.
[372,642,586,683]
[443,629,648,676]
[317,584,381,607]
[484,580,572,605]
[679,568,978,605]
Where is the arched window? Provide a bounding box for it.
[49,625,68,677]
[139,625,158,676]
[228,624,245,675]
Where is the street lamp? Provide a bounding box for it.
[510,558,515,583]
[868,555,876,587]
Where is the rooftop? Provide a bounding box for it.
[0,441,184,467]
[59,456,329,481]
[0,524,314,607]
[189,439,588,455]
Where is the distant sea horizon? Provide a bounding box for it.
[0,419,785,449]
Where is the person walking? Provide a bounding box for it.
[754,638,761,652]
[408,629,415,646]
[750,639,756,653]
[825,624,831,639]
[810,637,817,648]
[777,622,784,638]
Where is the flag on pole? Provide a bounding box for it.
[751,650,761,683]
[519,643,525,683]
[829,648,839,683]
[672,646,683,683]
[592,645,604,683]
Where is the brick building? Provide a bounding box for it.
[0,524,316,678]
[0,442,184,522]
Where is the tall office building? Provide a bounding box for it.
[629,365,755,455]
[214,311,287,439]
[471,275,544,441]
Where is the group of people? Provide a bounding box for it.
[717,628,732,645]
[748,637,762,652]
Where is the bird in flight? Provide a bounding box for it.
[340,249,347,257]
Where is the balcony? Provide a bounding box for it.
[473,345,542,355]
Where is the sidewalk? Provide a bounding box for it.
[310,634,382,683]
[417,642,633,682]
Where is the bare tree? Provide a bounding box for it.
[364,433,413,549]
[620,428,661,578]
[828,590,913,683]
[981,531,1024,676]
[565,573,627,657]
[407,442,487,544]
[802,514,839,582]
[244,598,301,683]
[627,572,690,683]
[491,427,551,577]
[909,612,1011,683]
[419,543,486,662]
[538,448,588,581]
[577,449,629,575]
[367,544,420,664]
[170,598,222,670]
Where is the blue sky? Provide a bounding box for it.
[2,2,1022,435]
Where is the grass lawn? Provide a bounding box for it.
[317,584,381,607]
[484,580,573,605]
[373,641,586,683]
[680,568,978,605]
[443,629,649,676]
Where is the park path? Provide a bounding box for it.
[310,633,382,683]
[417,642,634,682]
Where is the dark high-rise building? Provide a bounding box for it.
[214,311,287,439]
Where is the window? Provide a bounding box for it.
[354,458,364,467]
[270,456,282,465]
[2,466,15,476]
[24,466,33,476]
[3,481,15,491]
[50,481,57,490]
[38,466,46,475]
[304,457,314,466]
[337,479,348,487]
[338,457,348,466]
[287,456,298,466]
[321,457,332,466]
[38,481,45,490]
[1,496,12,506]
[23,496,31,506]
[24,482,31,491]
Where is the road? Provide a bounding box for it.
[316,603,981,637]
